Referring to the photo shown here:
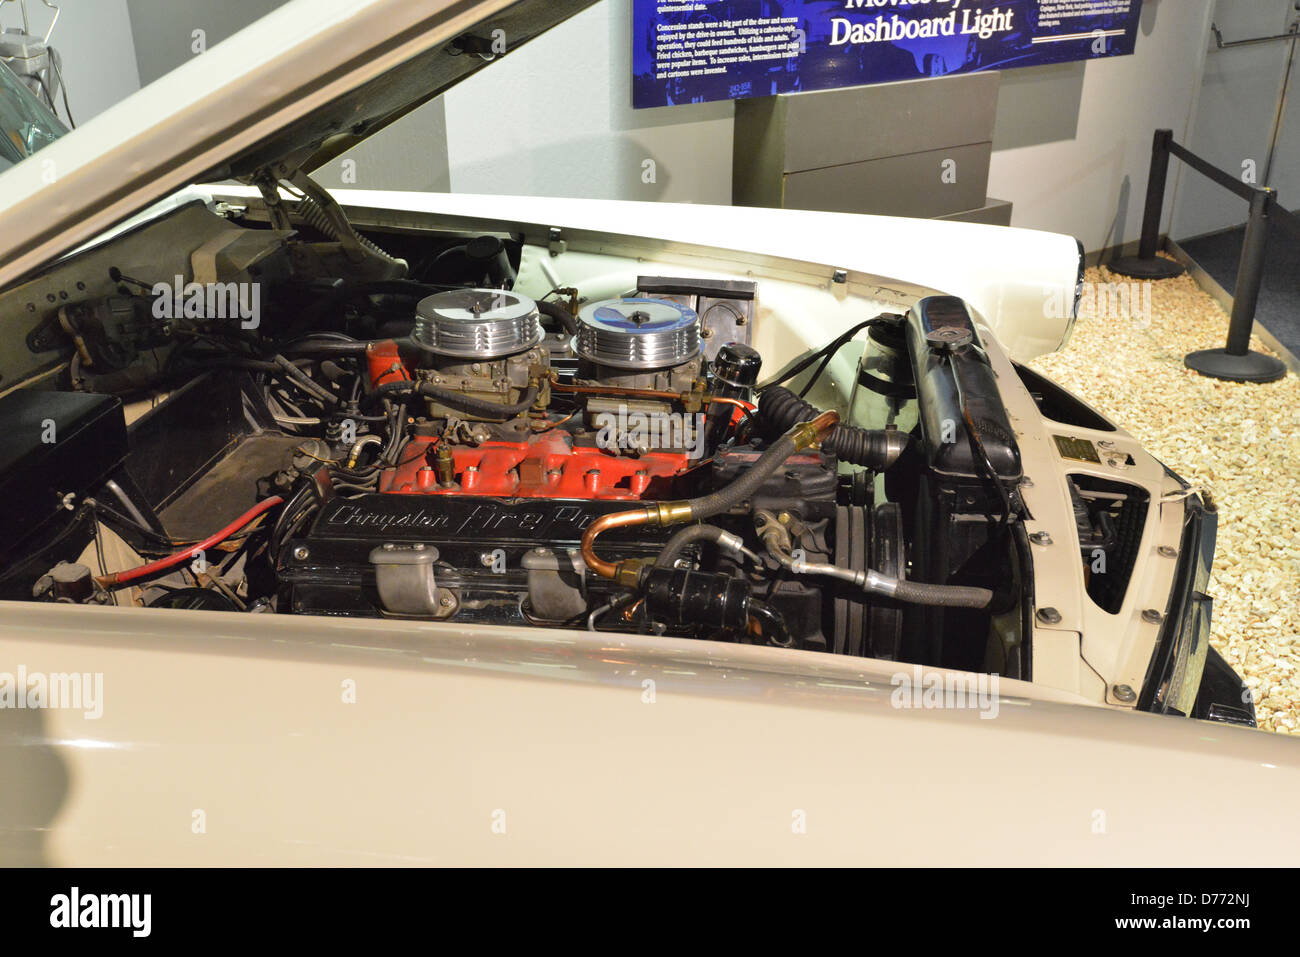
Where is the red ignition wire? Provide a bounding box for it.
[94,496,285,590]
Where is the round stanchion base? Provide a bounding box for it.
[1184,348,1286,383]
[1107,255,1186,280]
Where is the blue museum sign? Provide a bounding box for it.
[633,0,1143,108]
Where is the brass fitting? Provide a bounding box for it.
[528,372,550,410]
[683,380,708,414]
[788,410,840,451]
[433,444,456,487]
[645,501,694,526]
[612,559,648,589]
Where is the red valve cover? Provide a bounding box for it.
[380,432,696,500]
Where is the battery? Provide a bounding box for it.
[0,389,128,566]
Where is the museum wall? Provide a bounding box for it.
[1171,0,1300,242]
[121,0,452,193]
[443,2,734,206]
[24,0,1239,254]
[439,0,1222,255]
[986,0,1214,254]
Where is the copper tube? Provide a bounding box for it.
[810,409,839,442]
[707,396,757,413]
[548,375,755,412]
[580,508,653,580]
[549,376,680,403]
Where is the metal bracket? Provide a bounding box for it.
[1210,20,1299,49]
[548,228,567,258]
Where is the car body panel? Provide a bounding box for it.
[1,601,1297,867]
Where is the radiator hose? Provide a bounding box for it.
[760,386,908,470]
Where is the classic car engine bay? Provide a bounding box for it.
[0,190,1046,677]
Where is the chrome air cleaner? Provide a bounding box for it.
[574,297,700,370]
[412,289,542,359]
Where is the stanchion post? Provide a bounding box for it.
[1184,188,1286,382]
[1226,189,1271,355]
[1110,129,1186,279]
[1137,128,1174,259]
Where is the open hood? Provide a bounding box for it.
[0,0,598,290]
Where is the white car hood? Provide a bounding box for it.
[0,0,1079,361]
[0,0,532,288]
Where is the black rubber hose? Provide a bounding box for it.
[890,579,994,609]
[373,380,539,419]
[371,380,417,399]
[766,317,882,389]
[824,423,899,467]
[281,339,375,358]
[272,355,339,406]
[537,299,579,336]
[748,600,793,647]
[189,354,340,407]
[430,244,469,267]
[687,432,801,520]
[760,386,904,470]
[654,523,728,569]
[193,357,280,373]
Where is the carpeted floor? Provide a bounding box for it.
[1176,211,1300,358]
